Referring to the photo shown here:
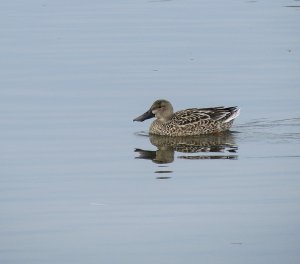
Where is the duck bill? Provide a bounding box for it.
[133,109,155,122]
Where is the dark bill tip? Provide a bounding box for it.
[133,109,155,122]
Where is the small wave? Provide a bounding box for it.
[134,131,149,137]
[237,117,300,129]
[235,117,300,143]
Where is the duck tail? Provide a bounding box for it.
[223,107,240,123]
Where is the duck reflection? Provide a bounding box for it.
[135,132,238,164]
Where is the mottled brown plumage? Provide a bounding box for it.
[133,99,240,136]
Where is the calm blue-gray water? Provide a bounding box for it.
[0,0,299,263]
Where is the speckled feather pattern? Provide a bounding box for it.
[149,107,238,136]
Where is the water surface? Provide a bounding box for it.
[0,0,300,263]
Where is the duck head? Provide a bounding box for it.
[133,99,174,123]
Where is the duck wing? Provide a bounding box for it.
[174,107,240,125]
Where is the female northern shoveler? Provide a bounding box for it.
[133,99,240,136]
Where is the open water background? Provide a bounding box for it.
[0,0,300,263]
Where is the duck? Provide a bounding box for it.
[133,99,240,136]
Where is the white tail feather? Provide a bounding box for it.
[223,108,240,123]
